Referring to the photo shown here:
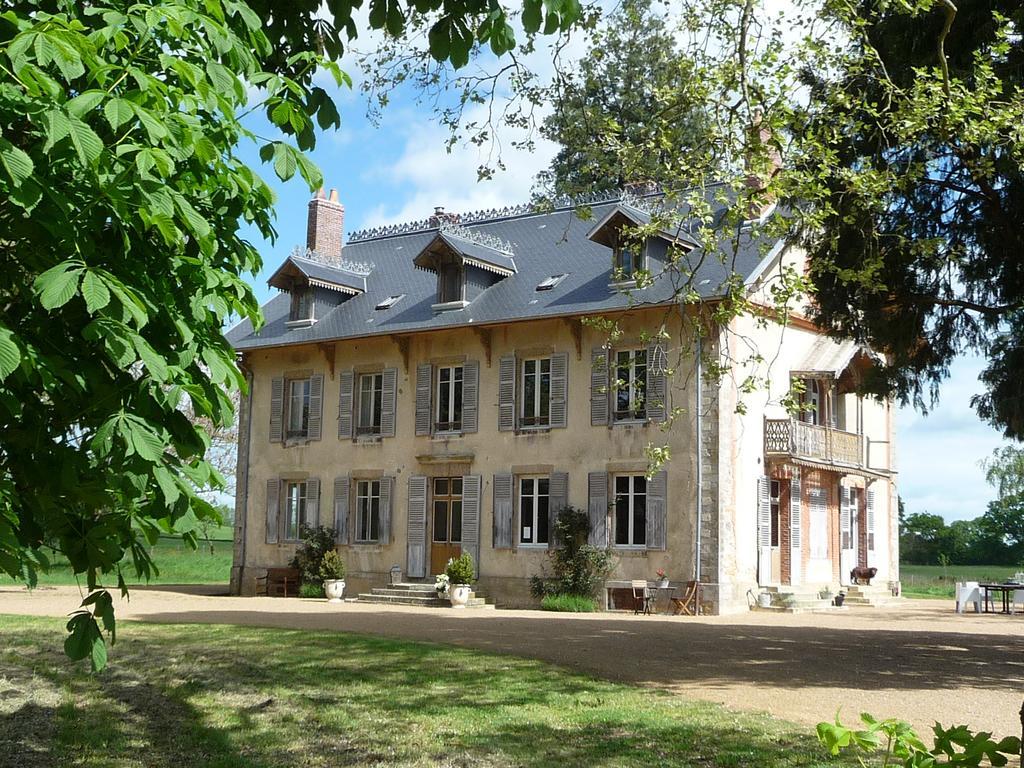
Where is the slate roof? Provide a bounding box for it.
[267,253,368,294]
[227,192,781,351]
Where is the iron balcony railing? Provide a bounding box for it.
[764,418,864,468]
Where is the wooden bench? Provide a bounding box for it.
[256,567,300,597]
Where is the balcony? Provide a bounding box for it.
[764,418,865,469]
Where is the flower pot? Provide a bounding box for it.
[324,579,346,603]
[756,591,773,609]
[658,579,670,589]
[449,584,472,608]
[833,592,845,607]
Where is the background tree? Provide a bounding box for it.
[0,0,581,669]
[535,0,708,198]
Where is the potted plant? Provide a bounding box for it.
[434,573,450,598]
[445,553,475,608]
[320,550,346,603]
[655,568,670,589]
[756,590,773,609]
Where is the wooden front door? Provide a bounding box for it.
[430,477,463,575]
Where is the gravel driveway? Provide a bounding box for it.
[3,585,1022,739]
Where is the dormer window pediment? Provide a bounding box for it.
[413,222,516,311]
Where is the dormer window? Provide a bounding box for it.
[289,287,314,323]
[614,244,640,280]
[438,262,464,304]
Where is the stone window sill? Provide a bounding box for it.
[431,300,470,313]
[285,318,317,329]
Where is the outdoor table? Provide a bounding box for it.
[979,583,1020,614]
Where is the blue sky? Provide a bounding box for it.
[234,69,1008,525]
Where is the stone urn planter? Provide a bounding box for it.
[324,579,346,603]
[449,584,472,608]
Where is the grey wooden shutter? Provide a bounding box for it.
[462,360,479,433]
[550,352,568,429]
[839,485,851,550]
[758,477,771,548]
[266,478,280,544]
[867,485,876,551]
[492,473,514,549]
[407,475,428,577]
[549,471,569,549]
[587,471,608,547]
[379,475,393,544]
[307,374,324,440]
[333,476,350,544]
[415,364,432,436]
[646,470,667,550]
[306,478,320,529]
[790,468,802,585]
[338,370,354,439]
[269,377,284,443]
[590,347,609,426]
[462,474,481,576]
[381,368,398,437]
[497,355,516,432]
[646,342,667,422]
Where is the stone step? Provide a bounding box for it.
[370,587,449,598]
[356,592,493,609]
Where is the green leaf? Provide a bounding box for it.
[81,271,111,313]
[42,109,71,153]
[132,333,169,381]
[271,142,297,181]
[103,98,134,131]
[68,116,104,165]
[67,90,105,118]
[35,262,83,310]
[0,138,34,186]
[0,327,20,381]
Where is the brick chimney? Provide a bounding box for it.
[306,187,345,266]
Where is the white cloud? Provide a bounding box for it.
[897,354,1005,522]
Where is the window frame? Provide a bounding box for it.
[612,235,646,282]
[437,262,465,304]
[519,356,552,428]
[434,364,464,433]
[285,377,312,440]
[769,479,781,548]
[613,474,647,548]
[355,479,382,543]
[613,348,648,422]
[289,287,315,323]
[356,372,384,436]
[283,480,308,542]
[432,476,463,544]
[518,476,550,546]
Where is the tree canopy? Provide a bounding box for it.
[0,0,582,669]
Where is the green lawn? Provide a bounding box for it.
[1,531,234,588]
[0,615,850,768]
[899,564,1021,599]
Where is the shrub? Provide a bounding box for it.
[445,553,475,584]
[299,583,325,599]
[530,506,614,600]
[817,712,1020,766]
[541,594,598,612]
[290,525,338,587]
[319,550,346,581]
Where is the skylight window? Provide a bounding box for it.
[375,294,405,310]
[536,273,567,292]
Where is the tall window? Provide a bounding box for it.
[286,378,311,439]
[770,479,781,547]
[289,287,314,322]
[799,378,822,425]
[438,263,463,303]
[432,477,463,544]
[284,481,308,540]
[355,480,381,543]
[613,240,642,280]
[521,357,551,427]
[614,474,647,547]
[809,487,828,559]
[519,477,550,545]
[357,373,384,435]
[435,365,463,432]
[614,349,647,421]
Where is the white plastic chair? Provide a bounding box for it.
[1012,590,1024,615]
[956,582,982,614]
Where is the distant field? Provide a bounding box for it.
[2,528,234,588]
[899,564,1021,599]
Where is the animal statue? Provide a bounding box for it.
[850,566,878,586]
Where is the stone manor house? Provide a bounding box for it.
[227,186,898,613]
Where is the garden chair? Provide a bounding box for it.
[671,580,701,616]
[256,567,301,598]
[955,581,981,614]
[1011,589,1024,615]
[631,580,654,615]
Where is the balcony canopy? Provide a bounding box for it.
[792,338,876,379]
